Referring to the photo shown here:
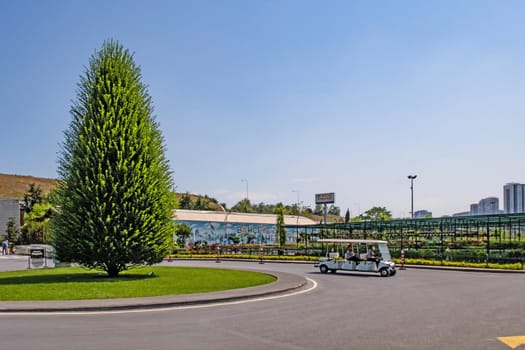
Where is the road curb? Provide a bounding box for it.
[399,264,525,273]
[170,257,525,272]
[0,269,308,313]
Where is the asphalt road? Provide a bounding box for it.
[0,258,524,350]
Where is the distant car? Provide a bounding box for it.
[315,239,396,277]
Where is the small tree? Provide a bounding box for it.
[299,231,309,246]
[231,198,254,213]
[328,205,341,216]
[365,206,392,221]
[179,192,192,209]
[174,223,192,247]
[52,40,176,277]
[275,205,286,248]
[345,209,350,223]
[5,217,18,242]
[20,203,53,244]
[23,183,44,213]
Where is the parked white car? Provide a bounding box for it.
[315,239,397,277]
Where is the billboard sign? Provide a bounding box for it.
[315,192,335,204]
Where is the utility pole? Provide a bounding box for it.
[408,175,417,219]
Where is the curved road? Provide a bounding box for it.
[0,259,523,350]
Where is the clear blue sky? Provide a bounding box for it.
[1,0,524,217]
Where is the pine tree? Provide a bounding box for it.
[52,40,176,277]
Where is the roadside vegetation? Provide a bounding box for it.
[171,242,525,270]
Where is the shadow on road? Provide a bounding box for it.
[307,271,380,278]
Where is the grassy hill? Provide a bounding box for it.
[0,173,58,199]
[0,173,224,211]
[0,173,341,222]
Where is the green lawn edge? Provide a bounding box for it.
[0,266,276,301]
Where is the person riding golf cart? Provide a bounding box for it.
[316,239,396,277]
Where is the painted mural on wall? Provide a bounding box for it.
[177,220,298,245]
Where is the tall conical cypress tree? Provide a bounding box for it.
[276,206,286,248]
[52,40,176,277]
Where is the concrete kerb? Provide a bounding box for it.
[0,269,308,313]
[171,257,315,264]
[400,264,525,274]
[2,258,522,313]
[172,257,525,273]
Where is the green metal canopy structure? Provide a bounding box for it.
[289,213,525,266]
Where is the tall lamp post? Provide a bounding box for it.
[241,179,249,200]
[407,175,417,219]
[292,190,301,247]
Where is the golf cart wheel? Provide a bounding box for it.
[320,265,329,273]
[379,268,389,277]
[389,269,396,276]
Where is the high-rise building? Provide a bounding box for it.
[478,197,499,215]
[503,183,525,214]
[468,198,500,216]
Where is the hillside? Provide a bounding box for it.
[0,174,223,210]
[0,173,341,222]
[0,173,58,199]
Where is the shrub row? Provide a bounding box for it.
[394,258,523,270]
[170,253,522,269]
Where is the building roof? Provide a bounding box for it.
[174,209,317,226]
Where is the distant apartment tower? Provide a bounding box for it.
[504,183,525,213]
[478,197,499,215]
[467,197,501,216]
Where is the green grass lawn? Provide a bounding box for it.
[0,266,276,301]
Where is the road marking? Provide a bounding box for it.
[498,336,525,349]
[0,278,318,317]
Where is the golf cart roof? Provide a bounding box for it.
[316,239,388,244]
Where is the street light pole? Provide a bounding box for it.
[408,175,417,219]
[292,190,301,246]
[241,179,249,200]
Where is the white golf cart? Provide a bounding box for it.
[315,239,397,277]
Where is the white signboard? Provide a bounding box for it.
[315,192,335,204]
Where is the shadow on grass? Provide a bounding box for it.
[0,272,156,285]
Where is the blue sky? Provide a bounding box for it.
[1,0,524,217]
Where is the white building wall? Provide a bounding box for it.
[0,199,21,238]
